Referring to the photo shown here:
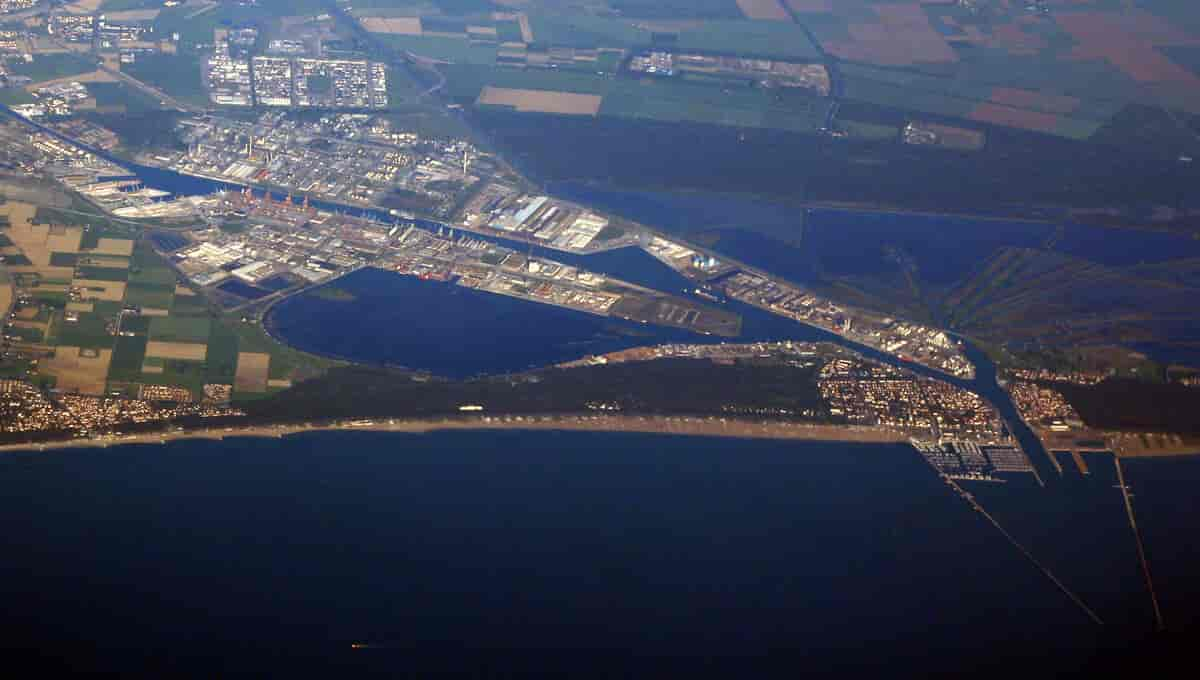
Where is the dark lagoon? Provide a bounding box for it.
[551,182,1200,284]
[3,430,1184,676]
[267,268,754,378]
[265,261,846,379]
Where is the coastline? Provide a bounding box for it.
[0,415,911,454]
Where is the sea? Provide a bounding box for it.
[3,431,1194,676]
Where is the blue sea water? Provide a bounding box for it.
[0,431,1164,676]
[1123,455,1200,629]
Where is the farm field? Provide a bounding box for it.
[2,205,338,401]
[445,64,831,132]
[359,1,1200,142]
[477,87,602,115]
[6,54,96,85]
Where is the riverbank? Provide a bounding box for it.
[0,414,910,454]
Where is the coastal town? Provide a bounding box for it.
[562,340,1000,440]
[0,377,240,438]
[0,333,1017,462]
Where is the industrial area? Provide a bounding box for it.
[638,232,975,379]
[163,188,740,338]
[157,111,492,218]
[207,51,387,110]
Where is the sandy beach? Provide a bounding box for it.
[0,414,911,454]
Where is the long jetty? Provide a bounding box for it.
[1114,458,1165,630]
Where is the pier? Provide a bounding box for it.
[1114,458,1165,631]
[940,472,1104,626]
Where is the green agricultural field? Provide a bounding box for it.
[441,64,504,99]
[128,251,179,296]
[675,21,821,61]
[29,290,68,307]
[118,314,151,335]
[230,318,338,382]
[170,293,210,317]
[837,61,1123,141]
[446,58,829,132]
[609,78,829,131]
[98,0,162,10]
[75,266,129,282]
[352,0,495,12]
[6,326,43,343]
[87,82,162,114]
[841,76,976,119]
[838,119,900,141]
[0,88,35,107]
[53,312,114,350]
[91,300,124,317]
[49,252,80,267]
[256,0,330,14]
[128,264,177,287]
[37,205,131,235]
[421,16,469,34]
[442,63,615,99]
[131,241,171,270]
[607,0,742,20]
[152,6,264,53]
[762,101,834,134]
[107,334,148,382]
[125,243,179,310]
[386,68,420,107]
[0,357,35,380]
[124,282,174,309]
[595,51,622,74]
[600,80,765,127]
[526,13,650,50]
[123,54,207,107]
[148,315,210,344]
[204,321,240,384]
[6,53,95,84]
[379,34,498,65]
[139,359,206,396]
